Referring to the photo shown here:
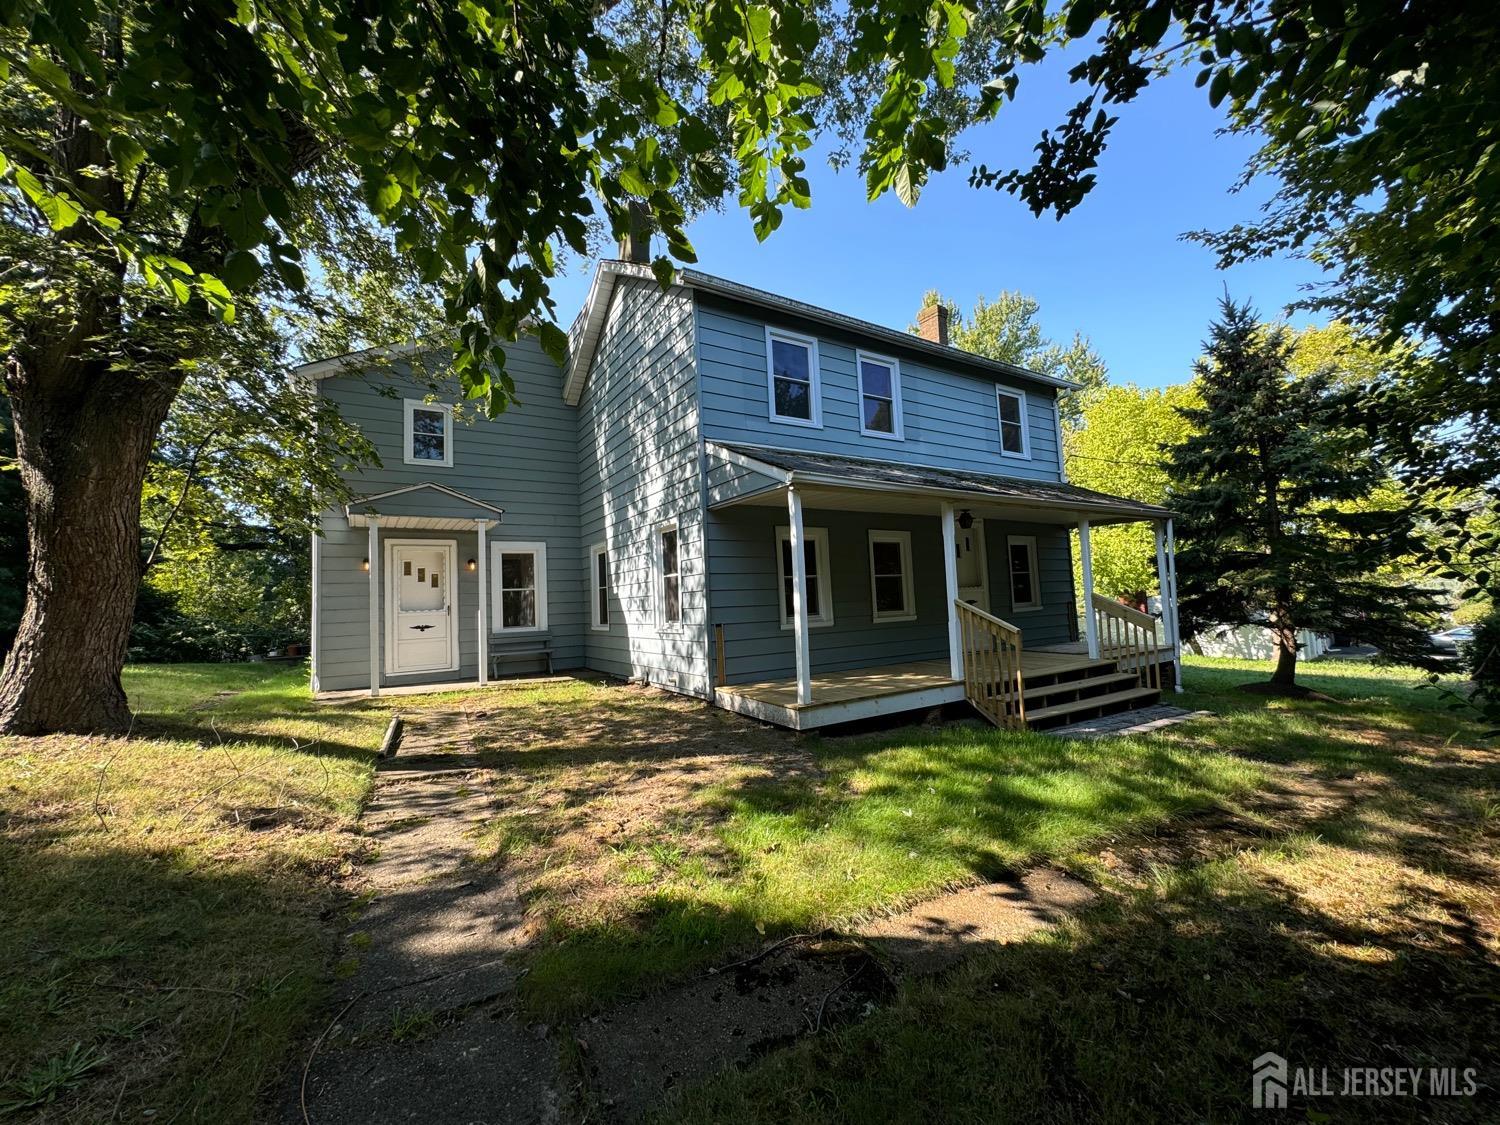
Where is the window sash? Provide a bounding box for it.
[766,330,821,426]
[868,531,914,621]
[857,353,902,438]
[590,545,609,630]
[660,527,681,625]
[404,400,453,466]
[776,528,833,628]
[1006,536,1041,611]
[500,551,538,629]
[997,390,1028,457]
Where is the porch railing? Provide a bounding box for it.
[1091,593,1162,691]
[956,600,1026,729]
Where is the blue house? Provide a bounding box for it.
[302,252,1182,730]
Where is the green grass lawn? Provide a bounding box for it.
[656,656,1500,1123]
[0,663,388,1122]
[438,675,1265,1019]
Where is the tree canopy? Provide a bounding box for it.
[1166,297,1440,688]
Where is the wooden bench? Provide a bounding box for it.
[489,639,552,678]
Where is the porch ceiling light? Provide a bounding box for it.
[957,509,975,530]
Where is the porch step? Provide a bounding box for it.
[1025,686,1161,728]
[1022,671,1139,702]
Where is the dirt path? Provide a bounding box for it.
[288,709,558,1125]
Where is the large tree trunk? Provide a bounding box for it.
[1269,614,1299,688]
[0,358,182,735]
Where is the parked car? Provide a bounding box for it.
[1429,626,1475,655]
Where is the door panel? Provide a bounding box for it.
[388,542,457,674]
[955,520,989,611]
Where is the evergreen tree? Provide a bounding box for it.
[1166,298,1440,691]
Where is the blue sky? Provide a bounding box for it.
[549,52,1327,391]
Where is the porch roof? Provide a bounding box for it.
[344,482,502,531]
[707,442,1171,525]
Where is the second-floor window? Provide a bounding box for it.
[404,399,453,467]
[857,351,903,439]
[766,328,821,427]
[996,389,1029,458]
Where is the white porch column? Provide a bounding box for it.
[1078,518,1099,660]
[1165,517,1183,693]
[367,516,381,699]
[787,487,813,705]
[476,519,489,686]
[941,503,962,680]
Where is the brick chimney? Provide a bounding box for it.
[619,200,652,264]
[916,302,949,346]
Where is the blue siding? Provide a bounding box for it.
[313,334,581,692]
[576,277,711,696]
[695,297,1063,481]
[707,508,1078,685]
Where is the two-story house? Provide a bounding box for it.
[302,250,1182,730]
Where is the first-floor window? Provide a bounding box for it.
[590,543,609,630]
[777,526,834,628]
[868,531,915,622]
[491,541,548,631]
[1006,535,1041,611]
[659,524,681,625]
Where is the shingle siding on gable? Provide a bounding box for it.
[694,295,1064,481]
[576,276,711,697]
[312,333,582,692]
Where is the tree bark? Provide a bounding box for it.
[0,356,182,734]
[1270,614,1300,688]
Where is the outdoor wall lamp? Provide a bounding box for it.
[466,558,477,572]
[957,509,975,530]
[360,558,369,572]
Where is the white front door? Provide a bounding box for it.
[386,540,458,676]
[955,519,990,612]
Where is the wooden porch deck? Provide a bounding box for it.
[713,648,1113,731]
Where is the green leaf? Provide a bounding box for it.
[221,249,263,290]
[1064,0,1098,39]
[14,166,82,230]
[25,53,73,91]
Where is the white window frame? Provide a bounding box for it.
[490,540,548,633]
[776,526,834,629]
[657,521,683,629]
[589,543,609,632]
[996,388,1030,460]
[1006,534,1043,612]
[867,530,915,623]
[856,350,904,440]
[765,327,823,429]
[403,399,454,467]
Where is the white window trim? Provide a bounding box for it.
[490,540,548,633]
[856,349,904,440]
[1006,534,1043,612]
[867,530,916,623]
[403,399,454,467]
[765,327,823,429]
[996,388,1031,460]
[657,521,684,630]
[589,542,609,632]
[776,525,834,629]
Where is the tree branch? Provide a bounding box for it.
[144,434,216,568]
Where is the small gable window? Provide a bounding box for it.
[857,351,903,439]
[766,328,821,427]
[996,389,1029,458]
[404,399,453,467]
